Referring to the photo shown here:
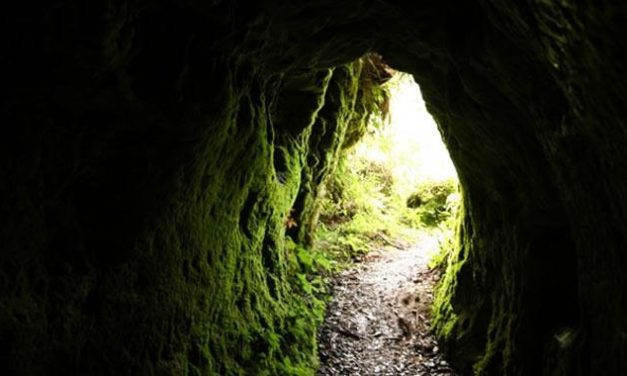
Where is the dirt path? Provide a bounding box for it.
[317,235,456,376]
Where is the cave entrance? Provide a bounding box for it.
[316,71,459,374]
[316,71,460,261]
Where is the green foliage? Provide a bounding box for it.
[428,191,463,272]
[316,154,416,262]
[275,238,337,374]
[315,132,459,264]
[405,179,460,227]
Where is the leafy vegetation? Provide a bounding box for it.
[313,73,461,264]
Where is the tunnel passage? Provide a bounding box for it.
[2,1,627,375]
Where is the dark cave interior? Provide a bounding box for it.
[2,1,627,375]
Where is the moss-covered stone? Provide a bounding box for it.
[288,56,390,247]
[2,1,627,375]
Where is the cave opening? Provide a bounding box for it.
[314,69,460,261]
[314,68,462,374]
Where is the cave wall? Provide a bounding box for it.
[2,1,627,375]
[288,57,389,246]
[0,2,381,374]
[401,2,627,375]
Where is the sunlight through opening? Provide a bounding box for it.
[353,73,458,196]
[315,69,460,265]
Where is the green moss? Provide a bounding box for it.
[185,71,329,375]
[432,195,465,334]
[432,192,491,374]
[175,58,388,375]
[289,56,390,247]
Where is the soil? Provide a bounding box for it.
[317,234,457,376]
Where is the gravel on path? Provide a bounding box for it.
[317,235,457,376]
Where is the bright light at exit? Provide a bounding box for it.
[354,74,458,196]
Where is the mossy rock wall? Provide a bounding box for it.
[0,3,377,374]
[2,1,627,375]
[412,3,627,375]
[286,63,362,246]
[288,56,389,246]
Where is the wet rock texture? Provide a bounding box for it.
[2,1,627,375]
[318,238,454,376]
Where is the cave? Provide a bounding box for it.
[2,1,627,375]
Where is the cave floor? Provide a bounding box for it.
[317,234,455,376]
